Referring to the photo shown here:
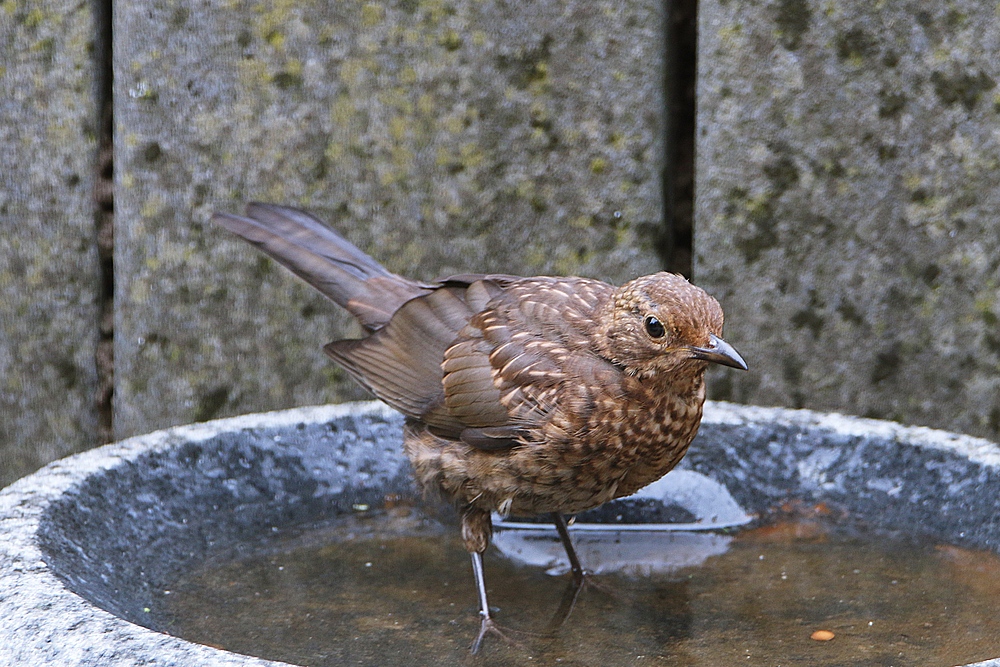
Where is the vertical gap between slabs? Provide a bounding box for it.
[93,0,115,444]
[662,0,697,278]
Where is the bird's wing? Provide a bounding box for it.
[327,275,620,449]
[441,277,621,450]
[323,277,510,435]
[324,286,471,432]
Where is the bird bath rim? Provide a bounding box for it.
[1,400,999,667]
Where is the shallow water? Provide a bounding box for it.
[162,507,1000,667]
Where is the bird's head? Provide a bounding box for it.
[597,272,747,377]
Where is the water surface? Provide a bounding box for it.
[162,506,1000,666]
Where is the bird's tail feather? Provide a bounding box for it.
[212,203,433,330]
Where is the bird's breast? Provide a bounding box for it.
[570,375,707,497]
[403,372,709,517]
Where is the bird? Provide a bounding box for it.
[212,203,747,649]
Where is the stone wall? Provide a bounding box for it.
[696,0,1000,440]
[113,0,665,440]
[4,0,999,487]
[0,1,100,487]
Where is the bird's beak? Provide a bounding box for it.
[689,333,748,370]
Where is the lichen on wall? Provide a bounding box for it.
[697,0,1000,440]
[115,0,667,438]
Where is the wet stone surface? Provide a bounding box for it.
[37,408,415,632]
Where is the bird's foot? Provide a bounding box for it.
[571,569,621,599]
[470,616,501,655]
[469,615,538,655]
[543,569,623,633]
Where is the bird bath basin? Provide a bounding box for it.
[2,400,1000,666]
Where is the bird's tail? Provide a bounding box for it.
[212,203,433,330]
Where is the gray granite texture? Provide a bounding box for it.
[2,401,1000,665]
[696,0,1000,441]
[114,0,666,441]
[0,2,100,487]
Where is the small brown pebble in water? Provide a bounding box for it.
[811,630,835,641]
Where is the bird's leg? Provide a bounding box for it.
[468,550,548,653]
[544,573,587,633]
[464,509,543,653]
[551,512,586,585]
[539,512,588,631]
[463,508,510,654]
[469,550,497,654]
[471,550,491,621]
[548,512,620,620]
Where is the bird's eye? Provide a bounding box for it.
[644,315,666,339]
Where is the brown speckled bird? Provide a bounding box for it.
[213,203,747,644]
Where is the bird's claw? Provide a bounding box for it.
[573,570,620,598]
[470,616,533,655]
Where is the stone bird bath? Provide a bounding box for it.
[1,401,999,666]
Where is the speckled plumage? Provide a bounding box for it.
[402,274,723,552]
[214,203,747,637]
